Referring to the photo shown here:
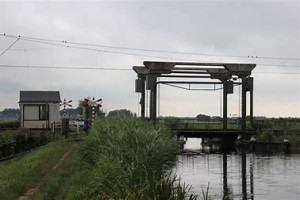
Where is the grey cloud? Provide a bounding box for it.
[0,0,299,117]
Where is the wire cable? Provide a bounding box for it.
[1,33,300,61]
[0,64,299,74]
[17,36,182,61]
[4,37,300,68]
[0,64,132,71]
[0,38,20,57]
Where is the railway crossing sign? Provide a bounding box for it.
[60,98,72,117]
[84,97,102,121]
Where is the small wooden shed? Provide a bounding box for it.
[19,91,61,129]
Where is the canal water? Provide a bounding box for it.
[174,138,300,200]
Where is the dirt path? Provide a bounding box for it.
[16,146,74,200]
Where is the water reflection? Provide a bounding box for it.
[250,155,254,200]
[222,151,228,198]
[176,138,300,200]
[241,148,247,200]
[221,149,254,200]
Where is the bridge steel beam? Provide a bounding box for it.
[241,77,247,140]
[147,75,158,121]
[159,75,211,78]
[150,84,157,121]
[223,81,228,131]
[248,77,254,126]
[140,78,146,119]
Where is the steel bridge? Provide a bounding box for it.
[133,61,256,140]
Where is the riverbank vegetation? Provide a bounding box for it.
[252,117,300,146]
[56,117,196,199]
[1,117,197,199]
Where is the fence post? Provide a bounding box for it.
[62,118,69,139]
[52,122,54,141]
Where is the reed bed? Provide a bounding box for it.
[65,116,196,199]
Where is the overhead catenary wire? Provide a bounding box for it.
[0,47,63,51]
[0,64,299,74]
[0,35,182,61]
[2,37,300,68]
[1,33,300,61]
[0,64,131,71]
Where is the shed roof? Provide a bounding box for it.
[19,91,61,103]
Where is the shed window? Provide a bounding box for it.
[39,105,47,120]
[23,104,48,120]
[24,105,39,120]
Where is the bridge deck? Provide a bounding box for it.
[175,128,253,138]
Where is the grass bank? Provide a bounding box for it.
[0,140,74,199]
[35,117,196,199]
[32,143,81,200]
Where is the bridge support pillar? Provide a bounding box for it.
[223,81,228,131]
[148,75,157,122]
[135,77,146,119]
[249,78,254,126]
[140,78,146,119]
[150,85,157,121]
[241,77,247,140]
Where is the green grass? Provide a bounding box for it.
[32,143,81,200]
[0,140,74,200]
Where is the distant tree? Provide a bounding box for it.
[0,108,20,118]
[196,114,211,121]
[77,100,85,116]
[107,109,136,118]
[59,108,78,117]
[211,116,222,122]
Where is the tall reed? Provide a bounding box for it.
[74,116,196,199]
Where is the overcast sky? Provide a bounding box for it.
[0,0,299,117]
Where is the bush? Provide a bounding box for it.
[257,129,274,142]
[163,117,181,130]
[0,120,20,129]
[0,129,52,159]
